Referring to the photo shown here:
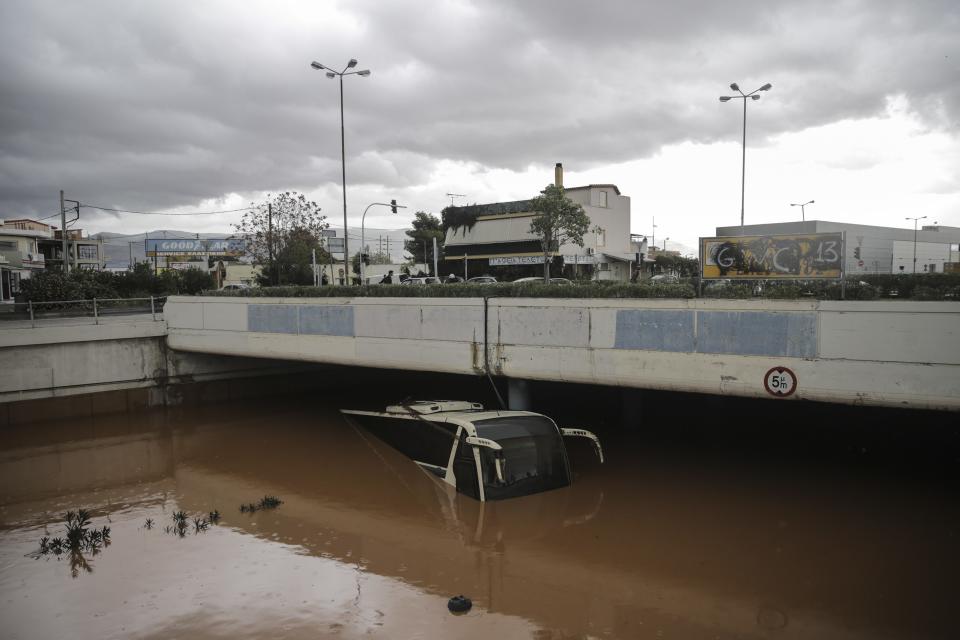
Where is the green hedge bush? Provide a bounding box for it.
[197,274,960,300]
[20,264,214,302]
[203,282,698,299]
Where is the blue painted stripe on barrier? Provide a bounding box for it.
[248,304,298,334]
[614,309,696,351]
[697,311,817,358]
[299,305,354,336]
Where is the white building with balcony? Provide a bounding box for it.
[0,219,50,303]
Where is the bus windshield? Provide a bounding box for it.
[473,416,571,500]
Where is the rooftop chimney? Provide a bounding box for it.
[555,163,563,188]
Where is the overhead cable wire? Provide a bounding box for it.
[80,203,256,216]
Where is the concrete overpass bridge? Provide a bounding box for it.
[163,296,960,412]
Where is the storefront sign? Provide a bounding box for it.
[563,255,595,265]
[489,255,549,266]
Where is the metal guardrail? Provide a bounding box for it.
[0,297,165,327]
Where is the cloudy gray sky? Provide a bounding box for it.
[1,0,958,254]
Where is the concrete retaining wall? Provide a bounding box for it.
[163,296,960,411]
[0,317,327,424]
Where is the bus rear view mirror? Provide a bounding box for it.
[561,428,605,463]
[465,435,505,483]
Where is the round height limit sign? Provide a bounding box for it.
[763,366,798,397]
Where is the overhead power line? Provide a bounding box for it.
[80,203,256,216]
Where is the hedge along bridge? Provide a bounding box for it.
[163,296,960,412]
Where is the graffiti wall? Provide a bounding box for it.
[700,233,843,279]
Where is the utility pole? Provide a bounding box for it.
[60,190,69,274]
[328,244,333,285]
[433,237,438,278]
[146,232,157,275]
[906,215,927,274]
[267,203,274,285]
[423,239,428,274]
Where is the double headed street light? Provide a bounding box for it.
[791,199,815,221]
[906,215,927,274]
[361,200,407,284]
[719,82,773,231]
[311,58,371,284]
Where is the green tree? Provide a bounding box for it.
[404,211,444,275]
[234,192,328,286]
[351,250,392,276]
[179,267,215,294]
[528,184,590,281]
[654,255,699,277]
[267,227,330,286]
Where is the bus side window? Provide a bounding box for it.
[453,437,480,499]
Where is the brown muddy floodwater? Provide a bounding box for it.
[0,394,957,639]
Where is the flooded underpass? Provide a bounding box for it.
[1,376,958,639]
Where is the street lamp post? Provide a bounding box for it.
[719,82,773,231]
[790,199,814,221]
[906,215,927,274]
[311,58,371,284]
[361,200,406,284]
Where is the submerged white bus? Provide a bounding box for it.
[341,400,603,502]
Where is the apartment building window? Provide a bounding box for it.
[598,190,608,207]
[596,228,606,247]
[78,245,98,261]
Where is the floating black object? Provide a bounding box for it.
[448,595,472,613]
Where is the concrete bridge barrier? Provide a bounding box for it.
[163,296,960,411]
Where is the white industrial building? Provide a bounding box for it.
[715,220,960,274]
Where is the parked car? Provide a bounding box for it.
[467,276,498,284]
[649,274,679,284]
[702,278,731,292]
[220,283,251,291]
[400,277,441,285]
[366,273,410,285]
[512,277,573,285]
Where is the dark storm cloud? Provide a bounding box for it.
[1,0,957,218]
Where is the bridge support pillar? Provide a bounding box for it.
[620,388,645,430]
[508,379,532,411]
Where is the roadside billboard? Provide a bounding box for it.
[145,238,246,257]
[326,237,345,254]
[700,233,843,279]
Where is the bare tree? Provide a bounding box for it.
[234,192,328,285]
